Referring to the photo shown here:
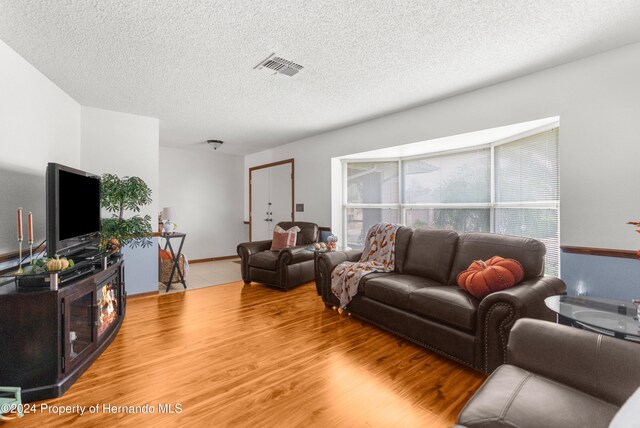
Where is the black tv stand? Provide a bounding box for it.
[0,256,126,402]
[71,247,102,261]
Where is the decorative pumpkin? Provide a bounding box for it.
[159,248,172,260]
[457,256,524,299]
[105,238,121,253]
[46,256,69,272]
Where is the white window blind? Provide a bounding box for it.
[346,208,399,248]
[347,162,398,204]
[403,149,490,204]
[405,208,490,232]
[495,129,559,203]
[343,127,560,274]
[345,162,400,248]
[494,128,560,275]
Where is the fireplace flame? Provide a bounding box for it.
[98,285,118,336]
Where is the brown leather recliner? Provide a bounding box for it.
[456,318,640,428]
[237,222,319,290]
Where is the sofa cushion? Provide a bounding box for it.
[363,274,440,311]
[248,251,278,271]
[358,272,391,292]
[402,228,459,283]
[393,226,413,273]
[449,232,545,285]
[409,286,479,332]
[457,364,619,428]
[277,221,318,245]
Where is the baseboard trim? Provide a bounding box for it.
[561,246,637,259]
[190,255,239,264]
[128,290,158,300]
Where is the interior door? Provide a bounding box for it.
[269,163,293,229]
[250,168,271,241]
[249,160,294,241]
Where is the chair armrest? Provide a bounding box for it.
[236,240,272,282]
[317,250,362,304]
[476,275,566,372]
[278,245,315,266]
[508,318,640,406]
[237,240,273,256]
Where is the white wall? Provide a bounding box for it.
[245,42,640,251]
[0,39,81,256]
[1,38,162,295]
[159,146,246,260]
[80,107,160,219]
[81,106,160,294]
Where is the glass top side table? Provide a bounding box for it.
[544,295,640,340]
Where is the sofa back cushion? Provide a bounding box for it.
[401,228,459,283]
[277,222,318,245]
[448,232,545,285]
[393,226,413,273]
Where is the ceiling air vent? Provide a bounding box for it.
[254,53,303,77]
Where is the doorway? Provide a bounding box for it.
[249,159,294,241]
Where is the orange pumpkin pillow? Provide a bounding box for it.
[457,256,524,299]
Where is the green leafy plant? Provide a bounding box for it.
[101,174,153,249]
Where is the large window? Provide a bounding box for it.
[343,128,559,275]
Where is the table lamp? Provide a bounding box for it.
[161,207,176,234]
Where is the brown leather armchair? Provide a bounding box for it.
[456,318,640,428]
[237,222,319,290]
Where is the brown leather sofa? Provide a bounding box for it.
[317,228,566,373]
[237,221,319,290]
[456,318,640,428]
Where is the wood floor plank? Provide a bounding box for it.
[9,281,485,427]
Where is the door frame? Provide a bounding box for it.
[249,158,295,241]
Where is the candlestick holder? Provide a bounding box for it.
[16,239,24,274]
[29,239,34,266]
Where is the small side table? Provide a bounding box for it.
[159,232,187,293]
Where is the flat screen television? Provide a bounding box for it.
[46,163,101,257]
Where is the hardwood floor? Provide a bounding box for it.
[10,282,485,427]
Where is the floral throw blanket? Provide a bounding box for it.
[331,223,400,309]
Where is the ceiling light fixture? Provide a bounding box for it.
[207,140,224,150]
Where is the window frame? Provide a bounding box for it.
[342,128,560,273]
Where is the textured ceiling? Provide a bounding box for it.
[1,1,640,155]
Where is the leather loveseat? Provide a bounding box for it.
[317,228,566,373]
[237,222,319,290]
[456,318,640,428]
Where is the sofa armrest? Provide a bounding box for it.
[508,318,640,406]
[317,250,363,304]
[476,275,566,372]
[237,240,272,282]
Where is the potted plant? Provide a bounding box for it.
[100,174,153,252]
